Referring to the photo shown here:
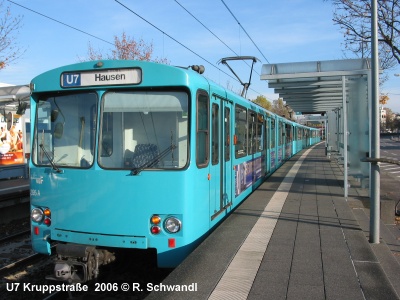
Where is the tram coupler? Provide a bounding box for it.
[46,244,115,283]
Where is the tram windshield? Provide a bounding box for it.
[98,91,189,170]
[33,93,98,169]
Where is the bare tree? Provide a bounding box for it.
[0,0,24,69]
[384,107,397,131]
[330,0,400,70]
[271,98,294,120]
[82,31,168,63]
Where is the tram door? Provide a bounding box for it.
[210,94,233,221]
[265,116,271,175]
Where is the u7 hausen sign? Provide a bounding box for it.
[61,68,142,88]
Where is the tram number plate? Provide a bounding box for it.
[62,73,81,87]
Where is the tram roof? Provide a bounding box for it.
[260,59,371,114]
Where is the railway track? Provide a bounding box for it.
[0,250,49,278]
[0,189,30,202]
[0,217,171,299]
[1,233,171,300]
[0,229,50,277]
[0,187,30,224]
[0,229,30,244]
[0,230,57,300]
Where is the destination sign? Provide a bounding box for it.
[61,68,142,88]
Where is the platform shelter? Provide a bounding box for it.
[261,59,372,199]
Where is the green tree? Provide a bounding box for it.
[252,95,272,111]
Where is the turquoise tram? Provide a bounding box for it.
[29,60,320,283]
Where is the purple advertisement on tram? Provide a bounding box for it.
[234,156,263,197]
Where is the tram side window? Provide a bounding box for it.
[235,105,247,158]
[225,107,230,161]
[271,119,275,149]
[196,93,209,167]
[256,114,264,152]
[286,124,292,143]
[279,122,284,146]
[212,103,219,165]
[248,110,256,154]
[265,118,270,149]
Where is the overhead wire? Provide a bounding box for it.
[6,0,157,61]
[8,0,223,75]
[220,0,270,64]
[173,0,238,57]
[7,0,265,97]
[114,0,231,77]
[115,0,264,95]
[172,0,266,96]
[7,0,114,46]
[173,0,261,77]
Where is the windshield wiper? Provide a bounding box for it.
[131,144,176,176]
[40,144,62,173]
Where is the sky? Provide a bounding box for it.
[2,0,400,113]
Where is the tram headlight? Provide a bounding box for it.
[164,217,181,233]
[31,208,44,222]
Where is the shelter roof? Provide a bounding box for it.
[0,84,30,102]
[260,59,371,114]
[0,85,30,112]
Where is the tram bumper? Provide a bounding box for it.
[46,244,115,283]
[31,229,52,255]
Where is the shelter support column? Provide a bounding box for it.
[342,76,348,200]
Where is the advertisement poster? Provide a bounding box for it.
[235,156,263,197]
[286,143,292,158]
[270,150,276,170]
[278,147,283,164]
[0,113,25,165]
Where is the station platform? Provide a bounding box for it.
[0,177,29,197]
[146,142,400,300]
[0,177,30,223]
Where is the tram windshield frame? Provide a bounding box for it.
[98,90,189,171]
[32,92,98,169]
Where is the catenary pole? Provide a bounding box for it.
[370,0,380,244]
